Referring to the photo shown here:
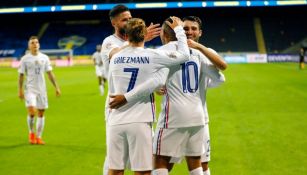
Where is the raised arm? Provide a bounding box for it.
[167,16,190,59]
[188,39,227,70]
[199,52,226,87]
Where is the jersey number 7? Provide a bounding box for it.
[124,68,139,92]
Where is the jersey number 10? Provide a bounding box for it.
[181,61,198,93]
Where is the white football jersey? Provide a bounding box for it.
[157,45,227,128]
[100,34,128,120]
[18,52,52,95]
[156,45,207,128]
[199,48,225,123]
[101,35,127,79]
[108,44,189,125]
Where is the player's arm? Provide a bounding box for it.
[47,71,61,97]
[168,16,190,59]
[206,71,226,88]
[109,68,169,109]
[108,44,130,59]
[188,39,227,70]
[200,54,226,87]
[18,73,24,99]
[18,58,26,100]
[155,17,190,67]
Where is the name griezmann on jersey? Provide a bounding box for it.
[113,56,150,64]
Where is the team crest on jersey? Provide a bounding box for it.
[168,53,177,59]
[35,60,43,65]
[106,43,113,49]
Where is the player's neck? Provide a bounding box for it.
[129,42,144,48]
[114,32,127,41]
[30,50,39,56]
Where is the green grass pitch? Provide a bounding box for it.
[0,63,306,175]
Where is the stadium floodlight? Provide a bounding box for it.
[0,1,306,14]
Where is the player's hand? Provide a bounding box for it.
[18,90,24,100]
[109,95,127,109]
[165,16,183,29]
[155,85,166,96]
[56,88,61,97]
[145,23,161,42]
[187,39,200,49]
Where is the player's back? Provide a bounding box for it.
[157,43,205,128]
[108,46,188,126]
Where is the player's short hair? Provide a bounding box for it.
[183,16,203,29]
[162,17,177,41]
[109,4,129,20]
[126,18,147,43]
[29,36,39,41]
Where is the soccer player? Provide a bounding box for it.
[100,4,161,175]
[107,17,189,175]
[299,47,305,69]
[92,44,106,95]
[109,17,226,175]
[168,16,227,175]
[18,36,61,145]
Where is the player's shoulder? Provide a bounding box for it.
[103,35,124,45]
[144,48,162,56]
[20,54,29,61]
[190,48,202,56]
[158,41,178,51]
[38,52,49,59]
[102,35,114,43]
[189,48,211,64]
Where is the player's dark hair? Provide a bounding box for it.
[126,18,147,43]
[162,17,177,41]
[29,36,39,41]
[109,4,129,20]
[183,16,203,29]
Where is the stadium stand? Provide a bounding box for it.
[0,23,41,58]
[0,3,306,59]
[40,21,113,55]
[262,17,307,53]
[200,17,258,52]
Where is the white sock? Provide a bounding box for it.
[99,85,105,95]
[204,168,210,175]
[152,168,168,175]
[36,117,45,138]
[102,156,108,175]
[190,167,203,175]
[27,116,35,133]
